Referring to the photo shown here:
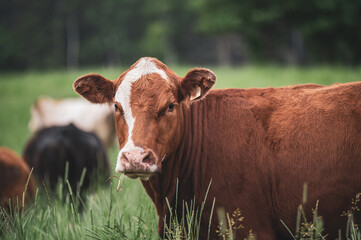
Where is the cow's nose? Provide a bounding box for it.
[121,149,156,167]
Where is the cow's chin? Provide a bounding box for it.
[124,172,154,180]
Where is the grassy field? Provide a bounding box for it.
[1,65,361,239]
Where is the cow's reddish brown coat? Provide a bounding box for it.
[74,57,361,239]
[0,147,35,211]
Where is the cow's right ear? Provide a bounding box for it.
[73,74,115,104]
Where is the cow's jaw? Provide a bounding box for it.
[114,57,167,179]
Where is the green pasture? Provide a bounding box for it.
[1,65,361,239]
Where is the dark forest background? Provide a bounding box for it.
[1,0,361,71]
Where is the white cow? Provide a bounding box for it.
[29,97,116,148]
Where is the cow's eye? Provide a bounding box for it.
[168,103,175,112]
[158,103,176,118]
[114,104,124,115]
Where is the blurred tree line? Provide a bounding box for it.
[0,0,360,70]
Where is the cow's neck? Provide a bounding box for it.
[141,99,207,232]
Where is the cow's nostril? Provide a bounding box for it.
[143,154,150,163]
[142,152,152,164]
[121,152,130,163]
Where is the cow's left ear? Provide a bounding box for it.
[73,74,115,104]
[179,68,216,102]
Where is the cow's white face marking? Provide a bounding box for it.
[114,58,168,173]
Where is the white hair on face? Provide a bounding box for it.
[114,58,168,173]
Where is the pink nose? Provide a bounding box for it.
[120,149,157,172]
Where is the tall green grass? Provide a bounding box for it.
[1,174,159,239]
[1,65,361,239]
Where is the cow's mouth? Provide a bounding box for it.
[124,172,154,180]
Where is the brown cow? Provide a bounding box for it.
[73,57,361,239]
[0,147,35,212]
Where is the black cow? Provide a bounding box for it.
[23,124,110,194]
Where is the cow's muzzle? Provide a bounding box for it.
[115,148,158,180]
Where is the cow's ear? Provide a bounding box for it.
[73,74,115,103]
[179,68,216,102]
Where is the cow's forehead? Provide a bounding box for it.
[115,58,169,101]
